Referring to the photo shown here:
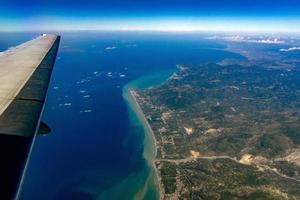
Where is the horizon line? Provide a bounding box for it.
[1,16,300,33]
[0,29,300,34]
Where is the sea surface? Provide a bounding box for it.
[0,32,243,200]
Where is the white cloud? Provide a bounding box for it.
[255,38,285,44]
[206,35,285,44]
[224,35,247,42]
[105,46,117,50]
[280,47,300,52]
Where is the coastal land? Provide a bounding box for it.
[129,39,300,200]
[123,70,175,200]
[129,90,163,198]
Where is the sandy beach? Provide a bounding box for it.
[123,85,163,200]
[122,70,176,200]
[129,90,163,198]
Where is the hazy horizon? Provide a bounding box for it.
[1,0,300,32]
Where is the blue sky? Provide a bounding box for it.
[1,0,300,32]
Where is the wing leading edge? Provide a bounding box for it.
[0,34,60,200]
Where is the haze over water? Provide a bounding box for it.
[0,32,242,200]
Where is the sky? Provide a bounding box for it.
[1,0,300,32]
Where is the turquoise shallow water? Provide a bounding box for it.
[122,69,176,200]
[0,32,244,200]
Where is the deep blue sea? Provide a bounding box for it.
[0,32,242,200]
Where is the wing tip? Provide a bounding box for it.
[40,33,61,40]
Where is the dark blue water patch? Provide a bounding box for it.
[54,190,93,200]
[0,32,242,200]
[0,32,39,51]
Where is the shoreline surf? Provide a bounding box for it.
[129,89,162,199]
[122,69,175,200]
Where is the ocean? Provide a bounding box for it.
[0,32,243,200]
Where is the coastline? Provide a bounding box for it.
[122,69,175,200]
[122,85,162,200]
[129,90,163,199]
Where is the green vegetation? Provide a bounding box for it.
[177,158,300,199]
[160,162,177,194]
[135,63,300,199]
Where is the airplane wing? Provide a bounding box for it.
[0,34,60,200]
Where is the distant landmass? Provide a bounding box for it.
[132,35,300,199]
